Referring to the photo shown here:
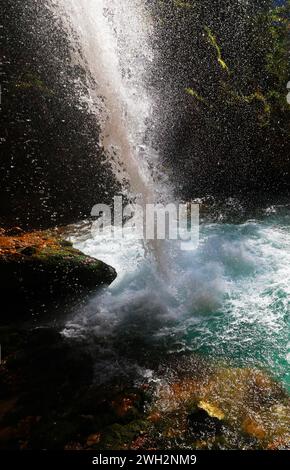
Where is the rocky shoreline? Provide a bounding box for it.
[0,328,289,450]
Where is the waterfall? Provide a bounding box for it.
[54,1,290,403]
[53,0,162,205]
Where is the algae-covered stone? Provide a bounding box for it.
[0,229,117,299]
[197,401,225,420]
[98,420,150,450]
[150,359,290,449]
[242,416,267,440]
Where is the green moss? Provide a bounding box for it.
[254,2,290,114]
[0,232,117,302]
[15,72,54,95]
[173,0,193,9]
[225,88,271,126]
[205,26,230,74]
[98,420,150,450]
[185,88,207,104]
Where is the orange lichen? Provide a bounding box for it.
[242,416,267,440]
[150,365,289,448]
[112,395,138,417]
[148,411,162,423]
[86,433,101,447]
[155,379,200,413]
[0,229,60,256]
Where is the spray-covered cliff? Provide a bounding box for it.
[1,0,120,229]
[151,0,290,203]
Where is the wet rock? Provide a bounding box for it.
[0,229,117,307]
[99,420,150,450]
[148,411,161,423]
[150,359,290,449]
[5,227,23,236]
[267,437,290,450]
[242,416,266,440]
[197,401,225,420]
[197,367,287,423]
[111,392,144,423]
[86,432,101,447]
[112,396,136,418]
[130,434,150,450]
[188,406,224,439]
[154,378,200,414]
[0,327,24,356]
[64,441,84,450]
[0,326,95,445]
[29,418,79,449]
[0,427,17,445]
[0,399,18,422]
[193,368,289,447]
[260,404,290,446]
[26,327,62,348]
[20,246,37,256]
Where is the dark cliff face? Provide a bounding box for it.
[1,0,120,229]
[150,0,290,204]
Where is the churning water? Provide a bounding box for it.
[65,209,290,391]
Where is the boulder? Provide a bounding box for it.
[0,229,117,300]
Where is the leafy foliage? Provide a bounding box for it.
[151,0,290,201]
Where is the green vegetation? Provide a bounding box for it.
[173,0,193,9]
[15,72,54,95]
[185,3,290,128]
[185,87,206,103]
[205,27,230,74]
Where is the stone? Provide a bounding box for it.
[5,227,23,236]
[86,433,101,447]
[0,229,117,305]
[242,416,267,440]
[20,246,37,256]
[188,406,224,438]
[197,401,225,420]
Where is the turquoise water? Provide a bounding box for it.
[181,220,290,389]
[67,210,290,391]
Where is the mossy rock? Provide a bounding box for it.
[97,420,150,450]
[0,229,117,299]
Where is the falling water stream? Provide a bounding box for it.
[55,0,161,204]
